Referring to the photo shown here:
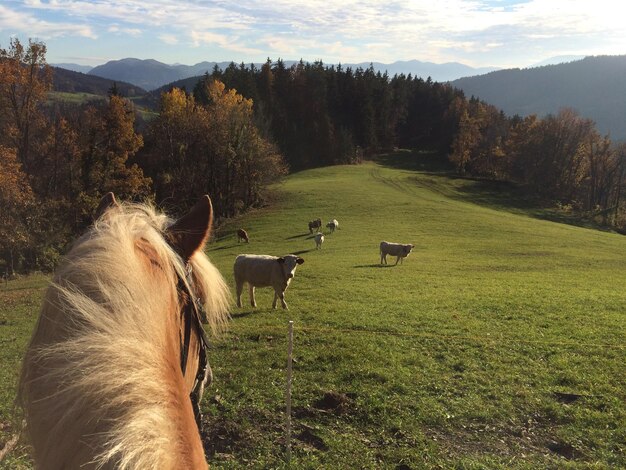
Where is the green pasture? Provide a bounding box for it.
[46,91,104,105]
[1,152,624,468]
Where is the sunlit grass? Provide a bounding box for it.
[204,153,626,468]
[47,91,104,104]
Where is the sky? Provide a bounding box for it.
[1,0,625,69]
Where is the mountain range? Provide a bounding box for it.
[68,58,499,91]
[52,55,585,92]
[51,67,147,96]
[451,55,626,141]
[87,59,235,91]
[50,54,626,141]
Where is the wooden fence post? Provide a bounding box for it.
[285,320,294,463]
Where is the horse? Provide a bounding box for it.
[18,193,230,469]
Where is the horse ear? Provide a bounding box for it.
[95,192,119,220]
[167,195,213,261]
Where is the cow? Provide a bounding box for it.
[326,219,339,233]
[234,254,304,309]
[308,218,322,233]
[380,241,414,265]
[237,228,249,243]
[314,233,324,249]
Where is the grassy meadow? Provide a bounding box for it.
[1,152,625,468]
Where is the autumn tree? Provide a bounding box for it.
[200,79,286,215]
[0,146,35,273]
[0,38,52,171]
[508,109,594,202]
[76,95,150,217]
[448,97,479,174]
[143,81,286,217]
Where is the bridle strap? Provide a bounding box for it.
[177,265,211,428]
[178,276,193,376]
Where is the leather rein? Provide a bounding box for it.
[176,264,210,428]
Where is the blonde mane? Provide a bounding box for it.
[19,201,230,469]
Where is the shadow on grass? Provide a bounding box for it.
[376,150,616,233]
[353,264,394,268]
[208,243,239,252]
[286,233,310,240]
[374,149,453,174]
[292,249,314,255]
[230,310,256,319]
[449,177,614,231]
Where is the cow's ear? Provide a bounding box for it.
[296,257,304,265]
[167,195,213,261]
[95,192,119,220]
[277,257,285,264]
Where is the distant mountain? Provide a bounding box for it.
[52,67,147,96]
[51,63,93,74]
[88,57,498,91]
[451,55,626,141]
[350,60,498,82]
[530,55,585,67]
[88,58,234,91]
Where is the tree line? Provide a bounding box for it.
[448,97,626,225]
[194,59,626,226]
[1,39,624,273]
[0,39,285,272]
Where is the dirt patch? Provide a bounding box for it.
[546,440,581,460]
[552,392,583,404]
[296,426,328,451]
[200,415,252,457]
[312,391,355,415]
[424,414,584,463]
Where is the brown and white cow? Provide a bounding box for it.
[326,219,339,233]
[308,218,322,233]
[237,228,249,243]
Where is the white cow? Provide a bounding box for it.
[380,241,414,265]
[315,233,324,249]
[326,219,339,233]
[234,254,304,309]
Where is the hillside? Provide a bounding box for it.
[52,66,147,96]
[2,152,624,468]
[451,55,626,140]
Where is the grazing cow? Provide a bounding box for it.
[308,218,322,233]
[234,254,304,309]
[315,233,324,249]
[380,241,414,265]
[326,219,339,233]
[237,228,249,243]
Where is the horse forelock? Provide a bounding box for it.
[19,201,228,469]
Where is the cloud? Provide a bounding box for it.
[0,4,96,39]
[158,34,178,45]
[190,31,232,48]
[108,25,142,36]
[6,0,626,66]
